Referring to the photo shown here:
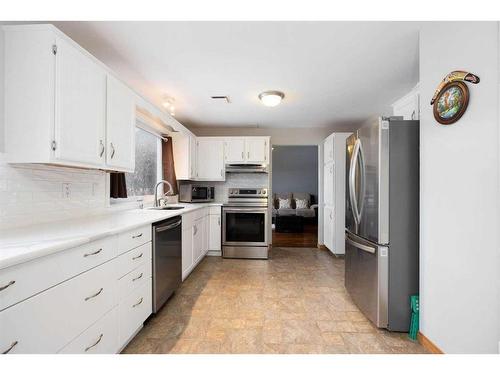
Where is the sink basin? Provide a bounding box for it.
[148,206,185,211]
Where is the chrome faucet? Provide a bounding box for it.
[154,180,174,207]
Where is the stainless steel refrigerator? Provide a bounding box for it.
[345,117,419,332]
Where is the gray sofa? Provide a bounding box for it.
[272,192,318,218]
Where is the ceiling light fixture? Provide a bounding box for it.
[162,96,176,117]
[258,90,284,107]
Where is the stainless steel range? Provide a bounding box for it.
[222,187,269,259]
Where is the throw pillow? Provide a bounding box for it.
[295,198,309,209]
[278,198,291,209]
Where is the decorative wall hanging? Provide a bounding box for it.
[430,70,480,125]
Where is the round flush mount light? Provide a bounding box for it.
[258,90,284,107]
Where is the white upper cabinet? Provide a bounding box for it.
[392,84,420,120]
[173,133,197,180]
[245,137,269,164]
[54,36,106,168]
[3,25,136,172]
[196,138,225,180]
[105,75,136,172]
[224,138,246,163]
[224,137,270,165]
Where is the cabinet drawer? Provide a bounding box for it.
[116,242,152,280]
[117,225,151,255]
[0,236,115,312]
[0,259,116,354]
[118,279,152,345]
[118,262,151,300]
[59,307,119,354]
[209,206,221,215]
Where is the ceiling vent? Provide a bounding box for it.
[211,96,231,103]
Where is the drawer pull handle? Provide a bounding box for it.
[132,273,143,282]
[2,341,18,354]
[84,287,103,301]
[0,280,15,292]
[132,297,144,308]
[132,253,143,260]
[83,248,103,257]
[132,233,143,239]
[84,334,103,352]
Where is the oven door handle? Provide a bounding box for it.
[223,207,268,212]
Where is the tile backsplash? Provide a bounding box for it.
[0,153,108,230]
[208,173,270,202]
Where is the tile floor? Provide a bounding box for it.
[123,247,427,354]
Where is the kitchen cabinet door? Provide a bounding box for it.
[246,137,268,164]
[192,218,204,264]
[54,36,106,168]
[196,138,225,180]
[324,163,334,206]
[209,214,221,251]
[181,228,193,278]
[224,138,246,163]
[105,75,136,172]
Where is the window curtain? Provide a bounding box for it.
[162,136,178,195]
[110,172,127,198]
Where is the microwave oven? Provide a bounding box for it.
[179,184,215,203]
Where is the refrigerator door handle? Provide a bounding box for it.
[346,236,376,254]
[357,140,366,220]
[349,139,361,224]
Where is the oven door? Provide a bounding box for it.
[222,206,268,247]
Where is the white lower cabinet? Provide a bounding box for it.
[59,307,119,354]
[0,226,153,354]
[118,279,152,346]
[208,210,221,253]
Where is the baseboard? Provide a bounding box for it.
[207,250,222,257]
[317,244,327,250]
[418,332,443,354]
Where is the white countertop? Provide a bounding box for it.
[0,203,222,270]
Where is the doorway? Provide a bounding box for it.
[271,145,319,248]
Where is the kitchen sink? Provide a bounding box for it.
[148,206,185,211]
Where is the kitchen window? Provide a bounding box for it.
[111,127,162,204]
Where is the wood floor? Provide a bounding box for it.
[123,247,427,354]
[272,222,318,248]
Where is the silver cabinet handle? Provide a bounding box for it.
[0,280,15,292]
[84,287,103,301]
[132,273,143,282]
[2,341,18,354]
[241,151,244,159]
[132,233,143,239]
[84,334,103,352]
[218,217,221,226]
[193,225,197,235]
[83,248,102,258]
[132,253,143,260]
[247,151,250,159]
[110,142,115,159]
[220,169,223,177]
[132,297,144,308]
[99,140,105,157]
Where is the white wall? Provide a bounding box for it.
[190,126,335,145]
[420,22,499,353]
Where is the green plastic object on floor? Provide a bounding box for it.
[408,295,419,341]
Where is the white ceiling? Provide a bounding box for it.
[52,21,420,130]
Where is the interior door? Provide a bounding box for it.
[54,37,106,167]
[196,138,224,180]
[225,138,246,163]
[106,75,136,172]
[245,138,268,163]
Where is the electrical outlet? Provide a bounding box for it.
[62,183,71,199]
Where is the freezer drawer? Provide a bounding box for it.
[345,231,388,328]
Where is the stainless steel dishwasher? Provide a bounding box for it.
[152,216,182,313]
